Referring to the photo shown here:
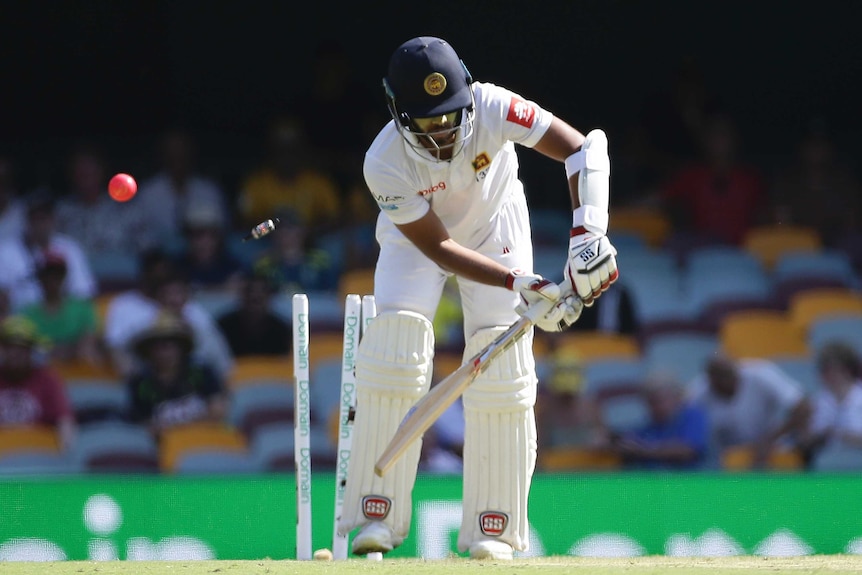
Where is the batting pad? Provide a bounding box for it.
[459,326,538,553]
[338,311,435,544]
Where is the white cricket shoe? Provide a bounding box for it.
[352,521,394,555]
[469,540,514,560]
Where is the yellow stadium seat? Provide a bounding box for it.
[307,333,348,369]
[538,447,622,471]
[53,359,120,382]
[608,207,671,248]
[788,288,862,332]
[432,352,464,384]
[0,426,60,457]
[721,446,804,471]
[228,355,293,389]
[552,331,641,362]
[719,310,808,360]
[743,225,822,269]
[159,422,247,472]
[338,268,375,301]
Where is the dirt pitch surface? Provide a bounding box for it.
[3,556,862,575]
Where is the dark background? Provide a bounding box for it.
[2,0,860,203]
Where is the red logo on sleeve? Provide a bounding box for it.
[506,97,536,128]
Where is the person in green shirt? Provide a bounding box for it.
[20,252,101,364]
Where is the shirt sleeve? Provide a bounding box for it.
[679,404,710,455]
[478,82,553,149]
[748,360,804,412]
[363,153,431,225]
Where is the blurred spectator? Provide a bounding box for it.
[689,355,808,467]
[295,40,380,190]
[0,316,76,449]
[19,252,101,365]
[607,373,709,470]
[136,128,229,240]
[172,202,243,292]
[797,341,862,467]
[154,269,234,380]
[623,56,721,201]
[237,116,341,233]
[661,112,769,245]
[216,271,291,357]
[0,191,96,310]
[419,426,463,474]
[103,249,234,379]
[338,182,381,271]
[127,312,227,435]
[54,142,153,253]
[537,352,607,449]
[770,119,862,247]
[252,209,340,294]
[0,157,26,239]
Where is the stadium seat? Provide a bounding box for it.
[720,446,804,471]
[53,360,120,382]
[159,422,248,473]
[742,225,822,269]
[0,426,60,458]
[66,380,130,424]
[685,268,774,327]
[810,444,862,471]
[228,356,293,389]
[537,447,622,471]
[309,358,343,423]
[250,422,295,472]
[0,452,81,475]
[270,290,344,333]
[607,206,671,248]
[808,316,862,357]
[770,356,821,395]
[192,289,238,319]
[174,450,261,474]
[773,250,859,288]
[433,352,464,382]
[788,288,862,332]
[643,332,720,385]
[553,331,641,363]
[684,245,766,278]
[529,208,570,247]
[719,310,808,360]
[582,358,647,396]
[338,268,375,302]
[72,421,159,473]
[88,250,140,291]
[306,332,349,370]
[228,383,295,437]
[597,388,651,434]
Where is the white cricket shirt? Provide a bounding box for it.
[363,82,553,250]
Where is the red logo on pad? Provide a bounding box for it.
[362,496,391,519]
[479,511,508,536]
[506,97,535,128]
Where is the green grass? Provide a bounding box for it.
[4,556,862,575]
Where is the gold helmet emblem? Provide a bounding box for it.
[423,72,447,96]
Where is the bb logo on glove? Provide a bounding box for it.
[479,511,509,536]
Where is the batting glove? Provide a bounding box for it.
[507,270,582,332]
[565,229,619,306]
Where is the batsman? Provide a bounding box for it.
[338,36,619,560]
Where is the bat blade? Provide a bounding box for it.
[374,316,533,477]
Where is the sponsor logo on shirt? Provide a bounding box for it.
[418,181,446,196]
[375,194,404,202]
[506,97,536,128]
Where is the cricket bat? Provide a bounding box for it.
[374,282,571,477]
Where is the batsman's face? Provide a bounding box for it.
[412,111,459,161]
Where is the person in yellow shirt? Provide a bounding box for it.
[238,116,341,232]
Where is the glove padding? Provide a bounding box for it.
[565,232,619,306]
[508,270,583,332]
